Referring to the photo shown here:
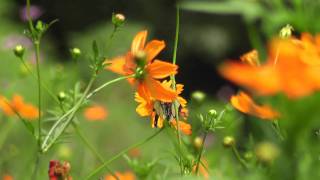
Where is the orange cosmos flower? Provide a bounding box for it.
[220,33,320,98]
[135,80,191,135]
[84,105,108,121]
[105,171,135,180]
[106,30,178,102]
[0,94,39,120]
[230,91,279,120]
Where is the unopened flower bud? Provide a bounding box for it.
[244,151,254,161]
[70,47,81,59]
[208,109,217,117]
[255,142,280,164]
[193,136,203,149]
[35,20,45,32]
[14,45,25,58]
[112,13,126,27]
[58,91,66,102]
[191,91,206,103]
[223,136,235,148]
[279,24,294,38]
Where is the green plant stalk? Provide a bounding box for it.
[169,6,184,174]
[41,76,96,152]
[73,123,119,180]
[34,40,42,149]
[231,145,248,169]
[84,128,164,179]
[86,74,134,99]
[195,132,208,175]
[18,56,60,105]
[272,120,285,141]
[42,74,131,152]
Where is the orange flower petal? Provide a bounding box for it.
[134,92,153,117]
[240,49,260,66]
[19,104,39,120]
[143,77,177,102]
[219,62,281,95]
[84,105,108,121]
[231,91,279,120]
[105,56,127,75]
[131,30,147,54]
[144,40,165,62]
[147,60,178,79]
[170,120,192,135]
[0,96,14,116]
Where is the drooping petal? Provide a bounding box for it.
[231,91,279,120]
[143,77,177,102]
[105,56,127,75]
[147,60,178,79]
[131,30,147,54]
[144,40,165,62]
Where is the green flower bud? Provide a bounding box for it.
[208,109,217,117]
[14,45,25,58]
[35,20,45,32]
[223,136,235,148]
[191,90,206,103]
[244,151,254,161]
[255,142,280,164]
[112,13,126,27]
[70,47,81,59]
[58,91,66,102]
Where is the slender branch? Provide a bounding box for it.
[84,128,164,179]
[195,132,208,174]
[231,145,248,169]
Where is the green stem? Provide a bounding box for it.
[73,123,119,180]
[34,40,42,149]
[84,128,164,179]
[231,145,248,169]
[195,132,208,174]
[86,75,134,99]
[41,76,96,152]
[18,57,60,105]
[170,4,182,148]
[272,120,285,141]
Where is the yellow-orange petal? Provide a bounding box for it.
[134,92,153,117]
[105,56,127,75]
[144,40,165,62]
[84,105,108,121]
[230,91,279,120]
[143,77,177,102]
[131,30,147,55]
[3,175,14,180]
[151,111,164,128]
[11,94,25,111]
[170,120,192,135]
[147,60,177,79]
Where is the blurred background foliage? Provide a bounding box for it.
[0,0,319,179]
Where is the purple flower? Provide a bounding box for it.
[20,5,43,22]
[2,34,32,50]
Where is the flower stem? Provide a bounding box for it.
[195,132,208,174]
[84,128,164,179]
[34,40,42,149]
[86,74,134,99]
[73,123,119,180]
[231,145,248,169]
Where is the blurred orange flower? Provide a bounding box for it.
[2,174,14,180]
[106,30,178,102]
[220,33,320,98]
[84,105,108,121]
[0,94,39,120]
[231,91,279,120]
[105,171,135,180]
